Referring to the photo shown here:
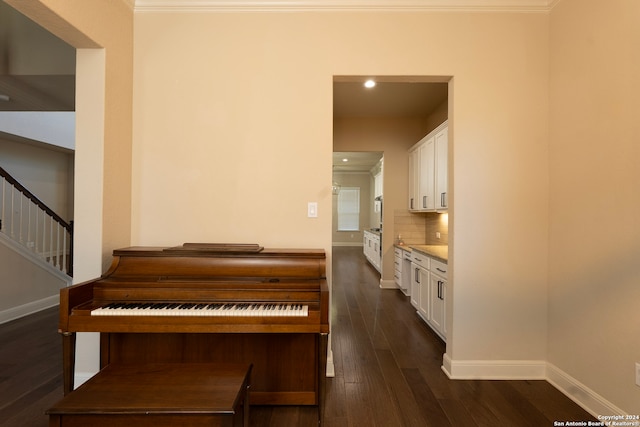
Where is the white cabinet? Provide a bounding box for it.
[434,127,448,210]
[363,231,381,273]
[408,149,419,210]
[428,259,448,339]
[394,247,411,296]
[410,250,447,341]
[374,172,383,199]
[394,247,403,288]
[372,158,383,199]
[410,252,430,318]
[418,138,435,211]
[408,121,448,212]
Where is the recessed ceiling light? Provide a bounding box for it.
[0,94,10,102]
[364,80,376,89]
[342,158,349,162]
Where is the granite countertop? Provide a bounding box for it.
[395,244,448,263]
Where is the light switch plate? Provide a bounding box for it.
[307,202,318,218]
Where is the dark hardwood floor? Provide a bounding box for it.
[0,246,594,426]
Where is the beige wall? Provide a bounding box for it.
[12,0,638,414]
[134,9,550,376]
[549,0,640,413]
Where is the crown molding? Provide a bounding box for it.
[134,0,558,13]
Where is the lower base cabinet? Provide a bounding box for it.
[394,247,411,296]
[410,251,447,341]
[363,231,381,273]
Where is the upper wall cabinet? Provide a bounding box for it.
[434,126,448,210]
[372,159,384,199]
[408,121,448,213]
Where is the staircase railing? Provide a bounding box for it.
[0,166,73,276]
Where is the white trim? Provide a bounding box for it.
[325,347,335,377]
[379,278,396,289]
[441,355,547,379]
[134,0,555,13]
[546,363,627,418]
[0,232,72,283]
[73,372,95,390]
[332,242,363,247]
[440,355,628,418]
[0,296,59,324]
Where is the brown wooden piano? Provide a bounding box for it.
[58,243,329,407]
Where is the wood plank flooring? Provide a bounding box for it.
[0,246,595,426]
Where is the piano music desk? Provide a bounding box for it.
[47,363,252,427]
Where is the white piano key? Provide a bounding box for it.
[91,302,309,317]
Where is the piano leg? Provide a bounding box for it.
[61,332,76,395]
[318,333,328,426]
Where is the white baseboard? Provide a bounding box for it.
[546,363,626,418]
[441,354,546,379]
[325,348,335,378]
[441,354,626,418]
[74,372,97,389]
[0,295,59,324]
[379,279,396,289]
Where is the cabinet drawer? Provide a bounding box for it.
[431,259,448,277]
[394,247,403,257]
[403,250,412,260]
[394,256,402,272]
[410,252,430,270]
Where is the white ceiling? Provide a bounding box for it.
[333,151,383,173]
[332,79,448,171]
[334,80,448,119]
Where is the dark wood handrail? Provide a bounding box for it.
[0,165,72,232]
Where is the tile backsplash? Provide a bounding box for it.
[393,209,448,246]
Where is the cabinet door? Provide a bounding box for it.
[374,172,382,198]
[363,234,370,260]
[435,127,448,210]
[417,267,430,319]
[410,264,421,308]
[429,273,446,337]
[408,149,419,211]
[394,254,402,287]
[373,236,380,270]
[419,138,435,211]
[401,256,412,296]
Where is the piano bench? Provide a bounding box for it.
[47,363,252,427]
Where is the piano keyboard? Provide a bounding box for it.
[91,302,309,317]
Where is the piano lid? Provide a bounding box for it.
[163,243,264,254]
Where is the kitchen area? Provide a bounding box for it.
[393,119,449,341]
[333,78,450,342]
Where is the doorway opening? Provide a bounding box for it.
[332,76,449,284]
[332,151,384,249]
